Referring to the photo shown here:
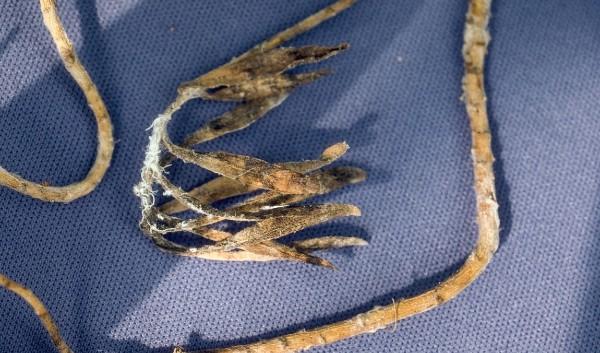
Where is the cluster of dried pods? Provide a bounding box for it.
[1,0,500,352]
[132,0,366,269]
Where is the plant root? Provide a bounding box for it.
[0,0,114,202]
[0,273,74,353]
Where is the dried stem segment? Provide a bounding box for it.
[179,0,500,352]
[0,273,74,353]
[291,236,368,251]
[0,0,114,202]
[241,0,357,57]
[134,0,364,269]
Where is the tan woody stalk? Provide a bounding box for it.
[178,0,499,352]
[0,0,114,202]
[0,273,74,353]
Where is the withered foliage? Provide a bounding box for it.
[2,1,503,353]
[133,0,366,269]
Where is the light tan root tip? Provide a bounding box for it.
[134,0,364,269]
[0,273,74,353]
[0,0,114,203]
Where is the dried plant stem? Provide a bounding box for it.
[0,273,73,353]
[242,0,357,57]
[0,0,114,202]
[181,0,499,352]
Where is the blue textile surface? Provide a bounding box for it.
[1,0,599,352]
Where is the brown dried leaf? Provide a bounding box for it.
[242,242,335,269]
[155,173,262,221]
[182,94,289,146]
[234,166,366,213]
[152,220,334,268]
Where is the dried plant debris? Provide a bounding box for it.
[0,0,114,203]
[169,1,499,352]
[3,1,502,353]
[134,0,365,269]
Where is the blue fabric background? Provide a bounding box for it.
[1,0,599,352]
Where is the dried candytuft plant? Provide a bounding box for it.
[133,0,366,269]
[0,0,114,202]
[2,0,501,352]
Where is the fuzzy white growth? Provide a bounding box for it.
[133,112,172,217]
[462,22,490,57]
[144,114,171,173]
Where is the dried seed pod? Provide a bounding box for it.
[159,142,351,215]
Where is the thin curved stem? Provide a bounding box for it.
[241,0,357,58]
[181,0,499,352]
[0,273,74,353]
[0,0,114,202]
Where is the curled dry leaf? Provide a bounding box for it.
[215,204,361,252]
[159,142,351,214]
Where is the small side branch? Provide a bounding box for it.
[0,0,114,202]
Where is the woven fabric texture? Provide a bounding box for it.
[1,0,599,352]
